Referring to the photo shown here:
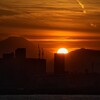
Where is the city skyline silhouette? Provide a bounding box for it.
[0,0,100,99]
[0,37,100,94]
[0,36,100,73]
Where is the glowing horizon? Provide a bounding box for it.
[57,48,68,54]
[0,0,100,51]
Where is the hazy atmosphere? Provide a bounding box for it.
[1,0,100,96]
[0,0,100,53]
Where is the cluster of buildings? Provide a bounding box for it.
[0,48,46,76]
[0,48,100,77]
[54,48,100,74]
[0,48,100,91]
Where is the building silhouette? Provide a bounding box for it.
[0,48,46,89]
[15,48,26,59]
[0,48,46,78]
[65,48,100,73]
[54,53,66,74]
[3,52,14,60]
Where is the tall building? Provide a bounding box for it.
[54,53,66,74]
[15,48,26,59]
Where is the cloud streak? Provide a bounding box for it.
[76,0,86,14]
[0,8,19,16]
[0,0,100,38]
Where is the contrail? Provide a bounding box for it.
[76,0,86,14]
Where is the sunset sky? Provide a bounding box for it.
[0,0,100,53]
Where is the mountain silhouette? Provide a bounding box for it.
[67,48,100,64]
[0,36,38,58]
[66,48,100,73]
[69,48,100,57]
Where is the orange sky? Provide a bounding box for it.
[0,0,100,53]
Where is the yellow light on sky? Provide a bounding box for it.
[0,0,100,51]
[57,48,68,54]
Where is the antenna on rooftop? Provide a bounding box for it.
[42,48,44,59]
[38,44,41,59]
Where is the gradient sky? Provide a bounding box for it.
[0,0,100,53]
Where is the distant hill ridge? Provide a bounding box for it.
[0,36,33,46]
[0,36,100,58]
[69,48,100,56]
[0,36,38,58]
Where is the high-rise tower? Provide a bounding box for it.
[54,53,66,74]
[15,48,26,59]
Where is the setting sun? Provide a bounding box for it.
[57,48,68,54]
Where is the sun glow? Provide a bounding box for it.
[57,48,68,54]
